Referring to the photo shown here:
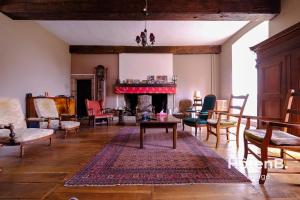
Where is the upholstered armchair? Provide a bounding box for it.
[85,99,113,126]
[34,98,80,138]
[136,95,155,122]
[0,98,54,157]
[243,89,300,184]
[183,95,216,136]
[173,99,193,122]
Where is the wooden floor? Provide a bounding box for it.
[1,122,300,200]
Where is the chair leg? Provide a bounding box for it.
[166,128,168,133]
[64,130,68,139]
[259,147,268,184]
[49,137,52,146]
[106,118,109,126]
[226,128,230,141]
[20,145,24,158]
[74,128,78,135]
[243,135,248,161]
[215,126,220,148]
[236,126,240,148]
[280,149,287,169]
[182,123,185,131]
[195,126,197,136]
[206,125,210,141]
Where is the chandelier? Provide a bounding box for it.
[135,0,155,47]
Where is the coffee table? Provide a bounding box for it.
[139,116,181,149]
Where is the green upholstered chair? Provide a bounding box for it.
[183,94,216,136]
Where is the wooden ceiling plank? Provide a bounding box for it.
[69,45,222,54]
[0,0,280,20]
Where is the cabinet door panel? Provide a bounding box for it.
[258,57,286,119]
[290,48,300,124]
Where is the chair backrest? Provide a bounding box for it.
[281,89,300,134]
[199,94,216,120]
[34,98,59,118]
[201,95,216,112]
[137,95,152,111]
[227,94,249,118]
[0,98,27,129]
[283,89,300,122]
[85,99,103,116]
[178,99,192,113]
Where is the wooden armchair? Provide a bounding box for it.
[85,99,113,126]
[243,89,300,184]
[34,98,80,138]
[0,98,53,157]
[206,94,249,148]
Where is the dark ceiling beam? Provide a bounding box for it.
[0,0,280,20]
[69,45,222,54]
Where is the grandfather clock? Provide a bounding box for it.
[95,65,107,104]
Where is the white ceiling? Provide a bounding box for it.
[37,21,249,46]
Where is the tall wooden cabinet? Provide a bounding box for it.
[251,22,300,123]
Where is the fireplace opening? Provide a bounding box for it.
[124,94,168,115]
[152,94,167,113]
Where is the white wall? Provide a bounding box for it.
[0,13,71,111]
[119,53,173,82]
[173,54,219,107]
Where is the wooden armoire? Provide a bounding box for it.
[251,22,300,123]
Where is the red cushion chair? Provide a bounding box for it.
[85,99,113,126]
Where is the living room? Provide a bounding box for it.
[1,0,300,199]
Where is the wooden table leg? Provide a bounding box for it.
[140,127,144,149]
[173,125,177,149]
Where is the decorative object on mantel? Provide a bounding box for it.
[135,0,155,47]
[172,75,178,84]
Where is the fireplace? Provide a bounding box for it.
[124,94,168,115]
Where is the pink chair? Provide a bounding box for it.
[85,99,113,126]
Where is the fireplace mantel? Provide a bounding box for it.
[114,83,176,94]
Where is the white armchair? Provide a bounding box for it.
[34,98,80,138]
[0,98,54,157]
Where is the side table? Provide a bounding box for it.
[116,109,125,125]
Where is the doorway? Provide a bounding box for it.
[77,79,92,118]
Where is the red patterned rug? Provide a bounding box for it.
[65,128,250,186]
